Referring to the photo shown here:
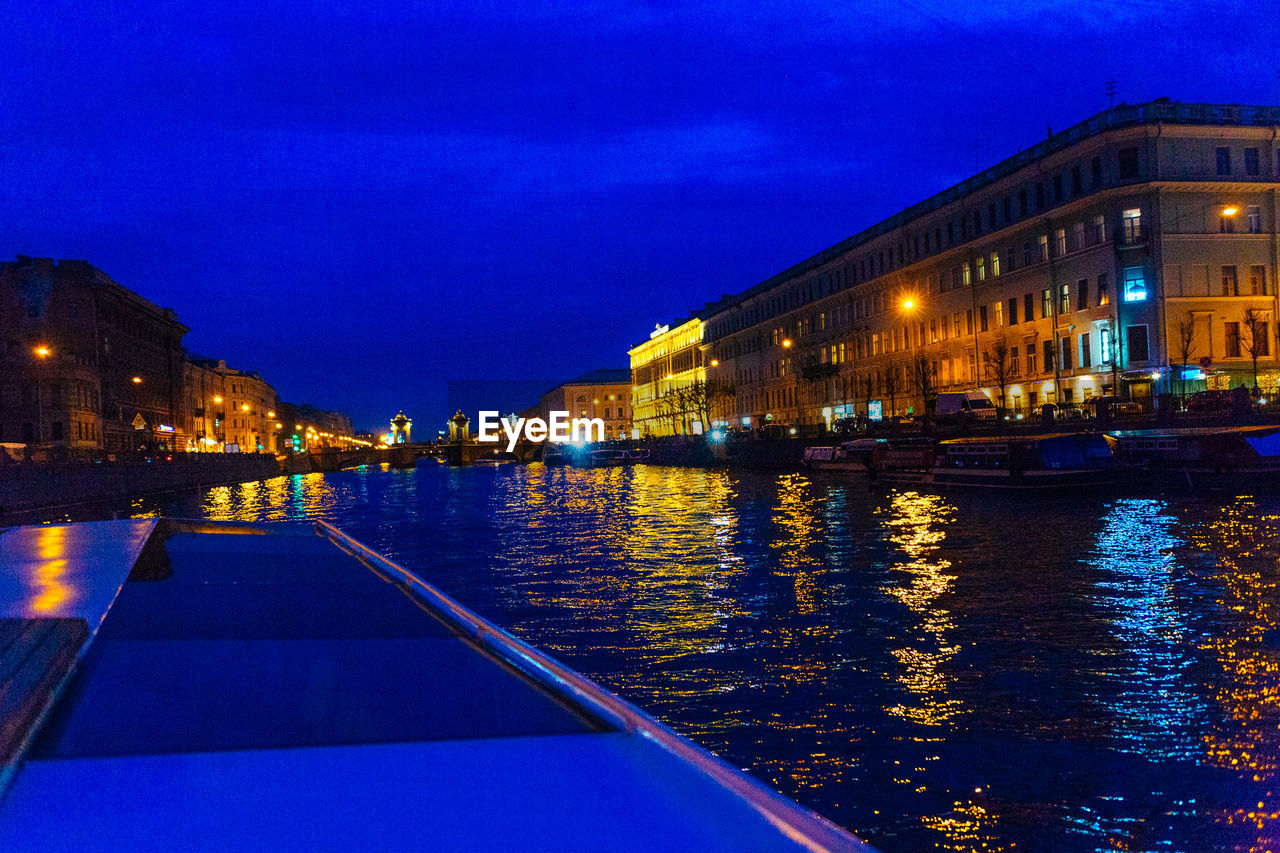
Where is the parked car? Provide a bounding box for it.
[1185,390,1233,412]
[935,391,998,422]
[1085,395,1143,417]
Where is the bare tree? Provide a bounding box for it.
[1173,313,1198,399]
[909,355,938,426]
[983,334,1018,417]
[1241,307,1271,393]
[656,389,685,435]
[883,363,902,417]
[679,378,737,432]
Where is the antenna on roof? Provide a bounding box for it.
[1106,80,1116,108]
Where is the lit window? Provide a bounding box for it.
[1122,208,1142,243]
[1123,267,1147,302]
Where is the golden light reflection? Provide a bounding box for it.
[1186,496,1280,847]
[880,491,962,727]
[921,801,1007,852]
[30,526,74,612]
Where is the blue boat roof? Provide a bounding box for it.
[0,520,870,851]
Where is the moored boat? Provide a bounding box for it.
[1111,425,1280,491]
[928,432,1119,490]
[802,438,884,473]
[0,519,871,851]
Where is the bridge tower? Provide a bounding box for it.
[390,412,412,444]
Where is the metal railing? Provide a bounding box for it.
[315,520,873,853]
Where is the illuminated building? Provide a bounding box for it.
[679,100,1280,427]
[525,369,632,440]
[628,318,708,435]
[185,358,281,453]
[0,256,188,451]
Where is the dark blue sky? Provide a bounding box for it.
[4,1,1277,430]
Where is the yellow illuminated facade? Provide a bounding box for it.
[628,318,707,435]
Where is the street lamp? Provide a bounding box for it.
[32,345,52,444]
[782,339,792,348]
[131,376,143,384]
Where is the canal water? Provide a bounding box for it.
[75,464,1280,850]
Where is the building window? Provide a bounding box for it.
[1091,156,1103,187]
[1225,321,1241,357]
[1053,174,1064,203]
[1216,147,1231,176]
[1118,147,1139,179]
[1036,182,1046,210]
[1018,188,1028,217]
[988,202,997,228]
[1073,222,1085,251]
[966,310,974,335]
[1079,332,1091,367]
[1038,234,1049,261]
[1025,293,1034,323]
[977,257,986,281]
[1123,267,1147,302]
[1127,325,1150,362]
[1027,351,1037,375]
[1122,208,1142,243]
[1003,197,1012,223]
[1251,265,1268,295]
[1060,337,1073,371]
[991,252,1000,276]
[1042,288,1052,318]
[1042,339,1055,370]
[993,301,1003,327]
[963,263,971,286]
[1008,297,1018,325]
[1099,325,1113,363]
[1093,214,1105,243]
[1245,147,1260,177]
[930,319,938,343]
[1098,273,1110,306]
[1071,166,1082,196]
[1222,265,1239,296]
[979,306,988,332]
[1248,205,1262,234]
[1077,279,1088,310]
[1256,322,1271,357]
[1221,210,1235,233]
[1058,283,1070,315]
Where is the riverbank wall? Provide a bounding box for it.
[0,454,282,517]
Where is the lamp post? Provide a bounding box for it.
[33,344,51,444]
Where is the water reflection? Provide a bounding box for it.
[880,491,961,728]
[1189,496,1280,847]
[44,464,1280,851]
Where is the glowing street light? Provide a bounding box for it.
[131,376,143,384]
[782,339,792,348]
[1222,206,1239,216]
[33,344,51,359]
[903,299,915,310]
[710,359,719,367]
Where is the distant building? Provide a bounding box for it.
[628,319,708,435]
[0,256,188,451]
[185,358,281,453]
[278,402,356,451]
[636,100,1280,428]
[527,369,633,440]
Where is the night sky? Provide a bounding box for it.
[5,1,1277,431]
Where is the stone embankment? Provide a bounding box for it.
[0,453,282,516]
